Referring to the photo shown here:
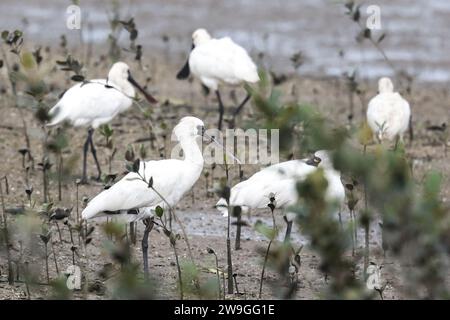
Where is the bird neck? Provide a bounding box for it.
[179,136,204,167]
[325,167,341,181]
[109,77,135,98]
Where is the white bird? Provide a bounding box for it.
[367,77,411,145]
[47,62,158,183]
[82,116,205,276]
[216,150,346,242]
[177,28,260,130]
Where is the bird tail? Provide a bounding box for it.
[215,198,229,217]
[46,104,64,127]
[244,71,260,83]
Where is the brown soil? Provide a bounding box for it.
[0,54,449,299]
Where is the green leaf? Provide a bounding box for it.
[125,144,135,161]
[254,220,277,240]
[424,172,442,197]
[71,75,85,82]
[345,1,354,13]
[1,30,9,41]
[147,176,153,188]
[20,51,36,70]
[155,205,163,218]
[139,143,147,159]
[357,121,373,146]
[377,33,386,43]
[130,29,138,41]
[352,6,360,21]
[99,124,114,139]
[132,159,140,173]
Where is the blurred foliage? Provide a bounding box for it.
[250,70,450,299]
[102,221,156,299]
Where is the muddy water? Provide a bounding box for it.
[175,209,383,250]
[1,0,449,82]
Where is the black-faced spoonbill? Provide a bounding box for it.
[47,62,158,183]
[82,117,208,277]
[367,77,411,147]
[216,151,345,242]
[176,28,260,130]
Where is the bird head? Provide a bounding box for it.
[173,116,205,141]
[108,62,158,104]
[378,77,394,94]
[192,28,212,46]
[108,62,130,82]
[176,29,212,80]
[306,150,334,169]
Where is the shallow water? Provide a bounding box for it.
[176,209,383,250]
[1,0,449,82]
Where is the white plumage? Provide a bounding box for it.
[48,62,156,128]
[216,150,346,241]
[177,28,259,130]
[48,78,132,128]
[367,77,411,142]
[47,62,157,182]
[187,29,259,91]
[82,116,205,221]
[82,116,205,277]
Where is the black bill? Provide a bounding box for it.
[203,131,242,165]
[128,72,158,104]
[306,155,321,167]
[176,44,194,80]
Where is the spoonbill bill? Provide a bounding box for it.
[367,77,411,146]
[47,62,158,183]
[176,28,259,130]
[216,150,345,242]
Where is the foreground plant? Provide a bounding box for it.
[257,194,278,298]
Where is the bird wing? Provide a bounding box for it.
[393,94,411,133]
[229,160,315,209]
[367,93,411,139]
[82,159,193,219]
[48,79,131,127]
[190,37,259,84]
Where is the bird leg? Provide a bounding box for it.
[81,131,90,184]
[142,217,154,280]
[283,216,293,243]
[394,135,400,151]
[215,90,225,131]
[235,207,242,251]
[87,128,102,181]
[230,93,251,128]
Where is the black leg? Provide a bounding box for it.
[87,128,102,181]
[130,222,137,245]
[142,217,154,280]
[235,214,242,250]
[81,131,90,184]
[233,93,251,117]
[394,135,400,151]
[229,93,251,128]
[216,90,225,131]
[284,216,293,243]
